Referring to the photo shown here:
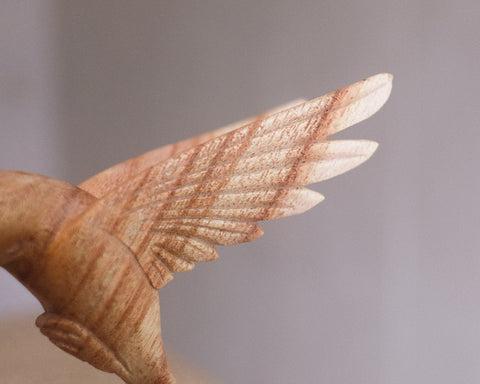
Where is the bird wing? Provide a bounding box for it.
[79,100,306,198]
[81,73,392,289]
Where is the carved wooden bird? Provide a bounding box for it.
[0,73,392,383]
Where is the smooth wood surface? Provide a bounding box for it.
[0,74,392,383]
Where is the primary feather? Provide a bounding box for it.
[0,73,392,384]
[79,73,392,289]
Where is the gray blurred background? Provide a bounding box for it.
[1,1,479,383]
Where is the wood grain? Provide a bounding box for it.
[0,73,392,383]
[0,314,220,384]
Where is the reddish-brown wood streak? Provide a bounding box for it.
[0,74,392,384]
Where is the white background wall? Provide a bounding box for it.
[0,0,61,313]
[1,1,480,383]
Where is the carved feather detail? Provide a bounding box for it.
[36,312,132,380]
[0,73,392,384]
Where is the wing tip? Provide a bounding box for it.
[327,139,379,177]
[367,72,393,83]
[307,72,393,137]
[250,224,265,241]
[283,189,325,217]
[361,72,393,114]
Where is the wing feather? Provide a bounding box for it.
[123,139,376,211]
[79,100,306,198]
[83,73,392,289]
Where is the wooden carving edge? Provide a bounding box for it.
[0,73,392,384]
[36,312,132,380]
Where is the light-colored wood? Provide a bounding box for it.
[79,99,307,199]
[0,314,221,384]
[0,73,392,383]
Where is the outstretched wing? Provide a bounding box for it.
[83,73,392,289]
[79,99,306,198]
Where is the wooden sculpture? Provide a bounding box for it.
[0,73,392,384]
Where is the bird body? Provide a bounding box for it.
[0,171,174,383]
[0,74,392,383]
